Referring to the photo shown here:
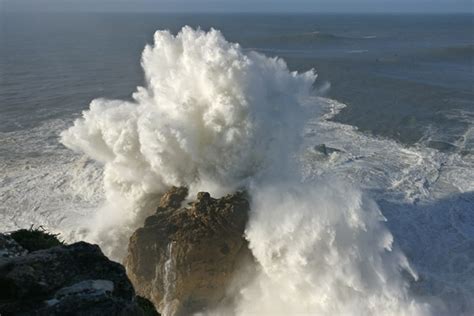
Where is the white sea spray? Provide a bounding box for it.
[61,27,432,315]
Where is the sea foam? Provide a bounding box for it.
[61,27,431,315]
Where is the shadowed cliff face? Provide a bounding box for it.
[125,187,252,315]
[0,237,155,316]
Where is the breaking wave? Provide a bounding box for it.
[61,26,315,258]
[234,181,430,316]
[61,27,433,314]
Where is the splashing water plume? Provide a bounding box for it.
[62,27,431,315]
[234,182,430,315]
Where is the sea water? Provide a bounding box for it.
[1,13,473,315]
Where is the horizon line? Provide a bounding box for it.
[3,9,473,14]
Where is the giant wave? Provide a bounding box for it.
[60,27,434,315]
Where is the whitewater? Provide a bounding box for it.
[1,27,473,315]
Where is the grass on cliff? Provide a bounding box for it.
[10,226,63,252]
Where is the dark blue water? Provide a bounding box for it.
[1,13,473,152]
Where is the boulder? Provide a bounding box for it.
[0,236,157,315]
[125,187,252,315]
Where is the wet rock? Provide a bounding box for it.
[125,187,252,315]
[313,143,342,156]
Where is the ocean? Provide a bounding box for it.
[1,12,474,315]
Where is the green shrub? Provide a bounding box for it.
[10,226,63,252]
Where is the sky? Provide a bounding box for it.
[2,0,473,13]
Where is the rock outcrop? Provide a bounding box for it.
[0,234,27,259]
[125,187,252,315]
[0,232,158,316]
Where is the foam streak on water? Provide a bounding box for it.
[0,119,103,239]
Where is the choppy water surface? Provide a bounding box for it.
[1,12,473,315]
